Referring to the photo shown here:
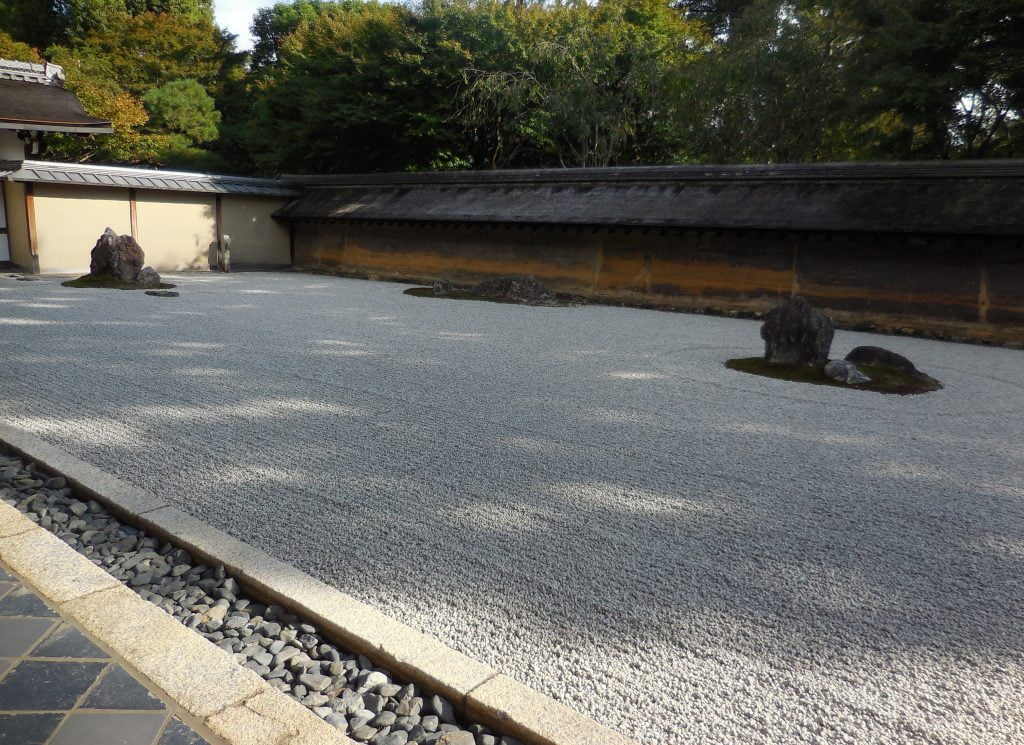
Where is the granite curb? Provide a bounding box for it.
[0,423,638,745]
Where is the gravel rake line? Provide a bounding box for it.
[0,448,519,745]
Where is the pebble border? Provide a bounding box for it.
[0,503,350,745]
[0,424,636,745]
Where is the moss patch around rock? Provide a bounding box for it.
[403,286,575,305]
[725,357,942,395]
[62,274,176,290]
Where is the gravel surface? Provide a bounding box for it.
[0,272,1022,744]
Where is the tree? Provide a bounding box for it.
[144,78,221,143]
[250,0,338,72]
[674,1,853,163]
[844,0,1024,159]
[538,0,701,167]
[247,1,460,174]
[44,46,158,163]
[421,0,545,168]
[453,0,702,168]
[72,10,239,96]
[0,0,63,50]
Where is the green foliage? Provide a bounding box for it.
[843,0,1024,158]
[2,0,1023,172]
[0,0,63,49]
[144,79,221,144]
[0,31,44,62]
[70,10,239,95]
[675,1,854,163]
[0,2,241,168]
[44,45,157,163]
[247,1,460,173]
[250,0,339,72]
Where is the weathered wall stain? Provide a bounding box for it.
[291,220,1024,345]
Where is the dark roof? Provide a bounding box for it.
[275,161,1024,236]
[0,78,112,134]
[3,160,299,197]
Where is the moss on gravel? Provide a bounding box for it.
[62,274,176,290]
[404,287,487,301]
[725,357,942,395]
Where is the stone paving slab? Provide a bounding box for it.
[0,562,211,745]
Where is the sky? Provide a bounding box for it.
[214,0,272,50]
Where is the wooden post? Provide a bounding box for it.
[128,188,138,239]
[215,194,223,270]
[0,180,9,263]
[25,183,39,274]
[289,221,296,266]
[978,262,990,324]
[791,240,801,297]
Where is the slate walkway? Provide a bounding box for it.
[0,562,212,745]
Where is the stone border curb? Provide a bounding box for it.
[0,423,639,745]
[0,500,354,745]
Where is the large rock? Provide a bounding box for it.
[472,274,556,305]
[89,228,145,282]
[760,296,834,366]
[845,345,942,387]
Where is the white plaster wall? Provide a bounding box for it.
[0,131,23,160]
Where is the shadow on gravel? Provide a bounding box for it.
[1,272,1022,742]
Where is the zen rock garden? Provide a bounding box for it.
[62,228,177,295]
[728,296,943,394]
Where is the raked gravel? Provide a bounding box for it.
[0,271,1022,744]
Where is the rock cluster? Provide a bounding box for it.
[89,228,162,286]
[0,449,517,745]
[471,275,556,305]
[758,296,942,389]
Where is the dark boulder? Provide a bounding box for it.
[137,266,162,288]
[472,274,556,305]
[145,290,179,298]
[760,296,834,366]
[845,346,942,388]
[89,228,144,282]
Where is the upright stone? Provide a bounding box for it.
[89,228,145,282]
[760,296,834,366]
